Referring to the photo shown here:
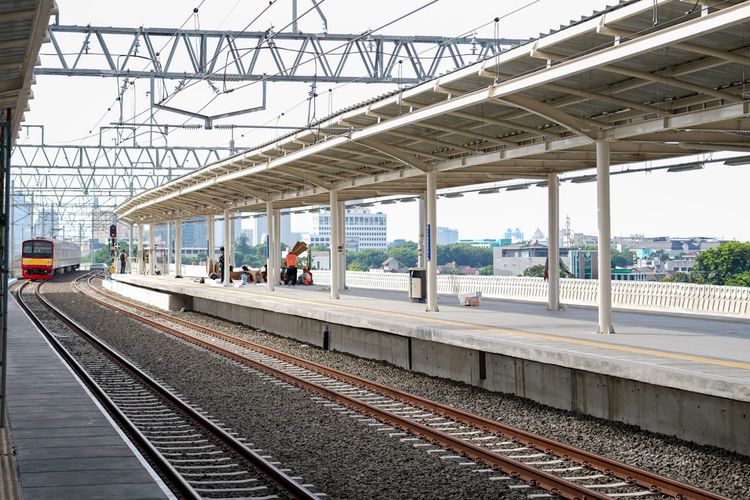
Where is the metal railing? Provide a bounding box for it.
[314,271,750,320]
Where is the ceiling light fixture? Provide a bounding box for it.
[477,188,500,194]
[666,162,703,173]
[442,192,464,198]
[506,184,530,191]
[571,174,597,183]
[723,156,750,166]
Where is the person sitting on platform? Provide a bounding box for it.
[296,266,313,286]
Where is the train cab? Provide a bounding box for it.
[21,238,54,279]
[21,237,81,280]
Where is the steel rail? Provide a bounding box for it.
[80,278,619,499]
[29,276,319,500]
[14,280,200,500]
[87,276,730,500]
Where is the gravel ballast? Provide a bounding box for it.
[41,275,533,499]
[43,273,750,499]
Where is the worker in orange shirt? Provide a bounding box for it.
[285,250,298,286]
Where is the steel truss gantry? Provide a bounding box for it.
[12,142,236,203]
[39,25,523,83]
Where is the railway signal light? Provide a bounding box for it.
[109,224,117,238]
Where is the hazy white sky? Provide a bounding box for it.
[21,0,750,242]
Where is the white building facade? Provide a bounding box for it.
[308,207,387,250]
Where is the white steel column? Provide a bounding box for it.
[417,195,426,268]
[207,215,215,276]
[128,223,133,273]
[547,173,561,311]
[166,221,172,275]
[337,200,346,291]
[596,140,615,334]
[265,201,275,291]
[273,209,281,285]
[223,210,231,286]
[148,224,155,275]
[175,220,182,277]
[426,172,438,312]
[137,224,144,274]
[329,191,340,300]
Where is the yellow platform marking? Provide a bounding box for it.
[164,277,750,372]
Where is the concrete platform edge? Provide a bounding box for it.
[109,276,750,456]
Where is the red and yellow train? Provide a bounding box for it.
[21,238,81,280]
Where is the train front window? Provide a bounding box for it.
[22,241,52,258]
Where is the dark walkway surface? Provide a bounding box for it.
[4,297,170,500]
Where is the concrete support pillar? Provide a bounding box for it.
[266,201,275,292]
[137,224,144,274]
[337,200,346,291]
[175,220,182,277]
[417,195,426,268]
[229,212,236,268]
[207,215,215,276]
[547,173,561,311]
[596,140,615,334]
[273,208,281,285]
[128,223,134,273]
[329,191,340,300]
[148,224,155,275]
[223,210,231,286]
[166,221,172,274]
[426,172,438,312]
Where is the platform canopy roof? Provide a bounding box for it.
[118,0,750,224]
[0,0,55,144]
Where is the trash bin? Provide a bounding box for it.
[408,268,427,303]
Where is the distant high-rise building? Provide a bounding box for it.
[503,227,525,243]
[11,193,33,259]
[181,218,208,248]
[253,213,292,246]
[308,207,387,250]
[437,227,459,245]
[35,206,61,239]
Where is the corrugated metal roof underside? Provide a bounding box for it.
[0,0,54,143]
[117,0,750,223]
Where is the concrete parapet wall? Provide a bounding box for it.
[103,278,192,311]
[109,277,750,456]
[315,271,750,320]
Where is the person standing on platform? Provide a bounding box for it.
[285,250,298,286]
[219,246,229,283]
[119,249,127,274]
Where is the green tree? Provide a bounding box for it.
[662,272,691,283]
[387,241,418,268]
[347,261,366,271]
[310,244,329,251]
[346,248,388,271]
[522,264,545,277]
[611,248,634,268]
[726,271,750,287]
[437,244,492,267]
[691,242,750,285]
[478,264,494,276]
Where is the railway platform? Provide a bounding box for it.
[2,296,171,500]
[109,273,750,457]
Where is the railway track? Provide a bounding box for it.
[79,275,729,500]
[15,277,320,500]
